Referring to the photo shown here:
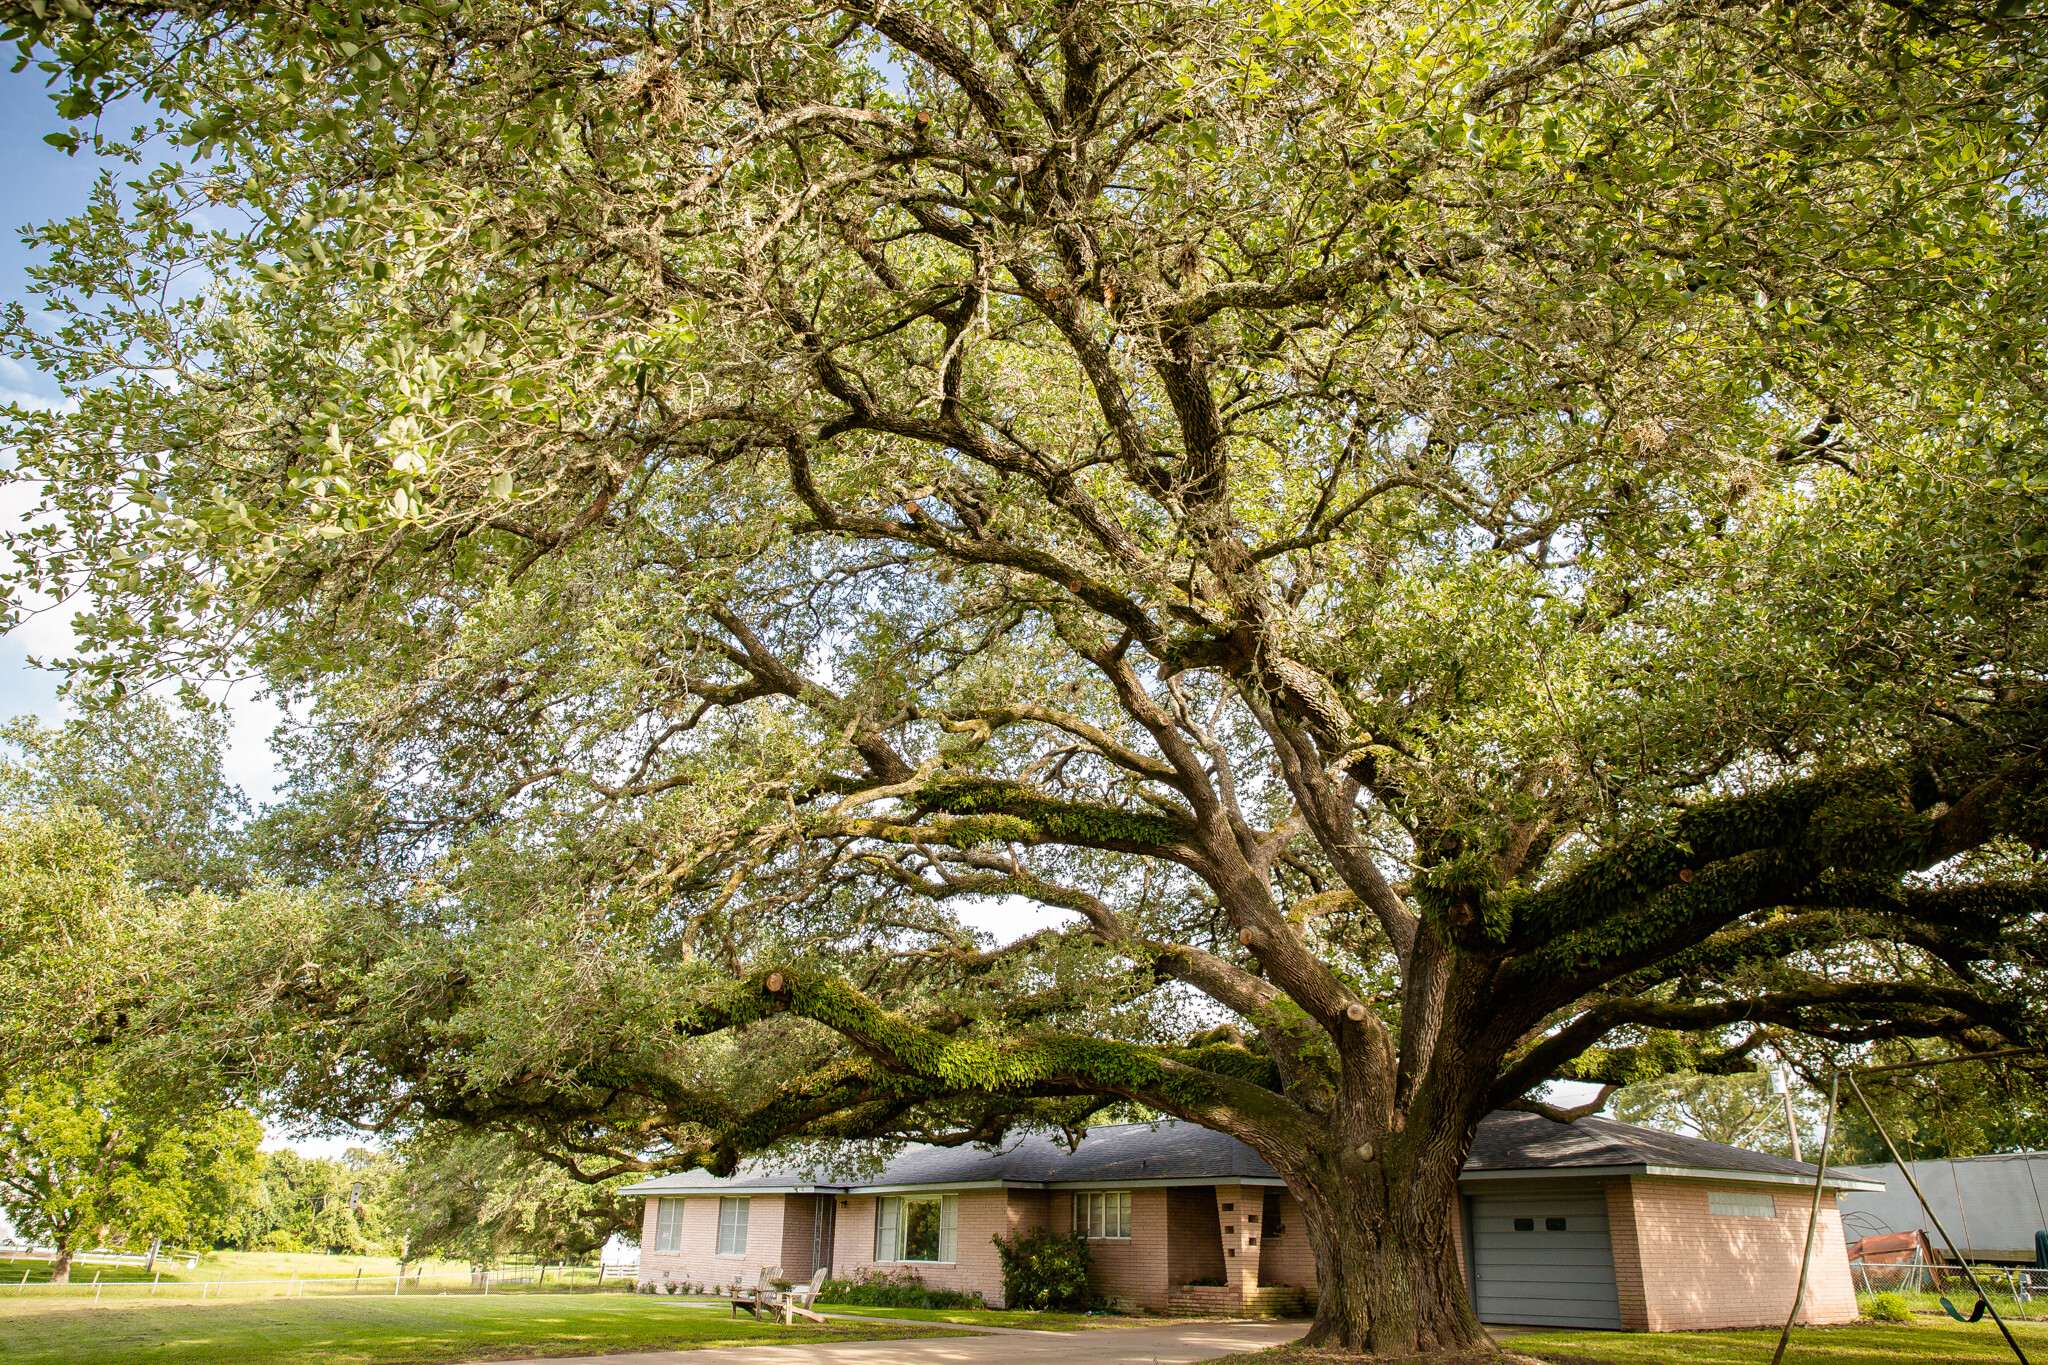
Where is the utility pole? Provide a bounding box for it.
[1774,1068,1803,1162]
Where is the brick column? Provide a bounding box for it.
[1216,1185,1258,1304]
[1605,1177,1651,1331]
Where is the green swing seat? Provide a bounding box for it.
[1932,1227,2048,1321]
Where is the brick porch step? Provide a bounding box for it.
[1166,1284,1309,1317]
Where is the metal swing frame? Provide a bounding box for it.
[1771,1047,2043,1365]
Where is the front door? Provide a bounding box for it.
[812,1195,837,1276]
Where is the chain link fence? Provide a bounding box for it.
[1850,1259,2048,1319]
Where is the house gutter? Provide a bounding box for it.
[1459,1164,1884,1192]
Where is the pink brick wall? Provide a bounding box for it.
[1215,1185,1260,1296]
[779,1195,817,1280]
[1172,1187,1228,1286]
[636,1193,794,1291]
[1256,1188,1315,1289]
[828,1189,1031,1308]
[1624,1178,1858,1330]
[1606,1178,1649,1330]
[1076,1189,1172,1309]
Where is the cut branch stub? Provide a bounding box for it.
[1345,1002,1368,1022]
[766,972,786,993]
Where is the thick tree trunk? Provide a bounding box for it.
[48,1245,74,1285]
[1286,1136,1484,1356]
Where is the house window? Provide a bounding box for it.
[874,1194,957,1262]
[717,1196,751,1254]
[1074,1191,1132,1240]
[655,1198,685,1252]
[1709,1190,1777,1219]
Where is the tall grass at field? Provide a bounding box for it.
[0,1249,619,1297]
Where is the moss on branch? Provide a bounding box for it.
[914,778,1199,851]
[678,969,1290,1136]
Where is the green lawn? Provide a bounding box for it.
[1514,1314,2048,1364]
[810,1302,1139,1330]
[0,1294,959,1365]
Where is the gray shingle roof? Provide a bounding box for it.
[1465,1110,1822,1178]
[622,1110,1871,1196]
[622,1120,1280,1195]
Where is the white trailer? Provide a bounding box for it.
[1834,1151,2048,1263]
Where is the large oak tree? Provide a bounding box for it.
[7,0,2048,1351]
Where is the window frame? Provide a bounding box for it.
[873,1193,958,1263]
[1708,1189,1777,1219]
[655,1197,685,1253]
[716,1195,751,1255]
[1073,1190,1133,1240]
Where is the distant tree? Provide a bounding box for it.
[225,1148,397,1256]
[0,696,251,897]
[0,1065,260,1282]
[393,1128,635,1268]
[0,802,262,1280]
[1611,1071,1820,1159]
[1815,1043,2048,1164]
[0,803,132,1101]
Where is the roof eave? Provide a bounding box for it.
[619,1182,852,1197]
[1459,1163,1882,1192]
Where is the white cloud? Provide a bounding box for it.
[1,594,289,805]
[0,354,72,412]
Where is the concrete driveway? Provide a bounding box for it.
[480,1319,1304,1365]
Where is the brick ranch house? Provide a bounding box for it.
[624,1111,1877,1331]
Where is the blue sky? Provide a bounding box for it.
[0,66,288,799]
[3,66,339,1162]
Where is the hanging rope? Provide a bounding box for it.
[1846,1073,2030,1364]
[1937,1088,1979,1261]
[1767,1046,2043,1364]
[2025,1153,2048,1243]
[2014,1058,2048,1237]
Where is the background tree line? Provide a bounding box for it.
[0,701,636,1278]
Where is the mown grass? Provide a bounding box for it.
[809,1302,1136,1330]
[0,1293,958,1365]
[1515,1314,2048,1364]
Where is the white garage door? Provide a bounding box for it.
[1468,1186,1622,1329]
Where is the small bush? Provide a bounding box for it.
[1865,1291,1915,1323]
[992,1226,1094,1311]
[818,1266,984,1310]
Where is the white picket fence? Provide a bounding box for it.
[0,1245,193,1270]
[1,1259,633,1302]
